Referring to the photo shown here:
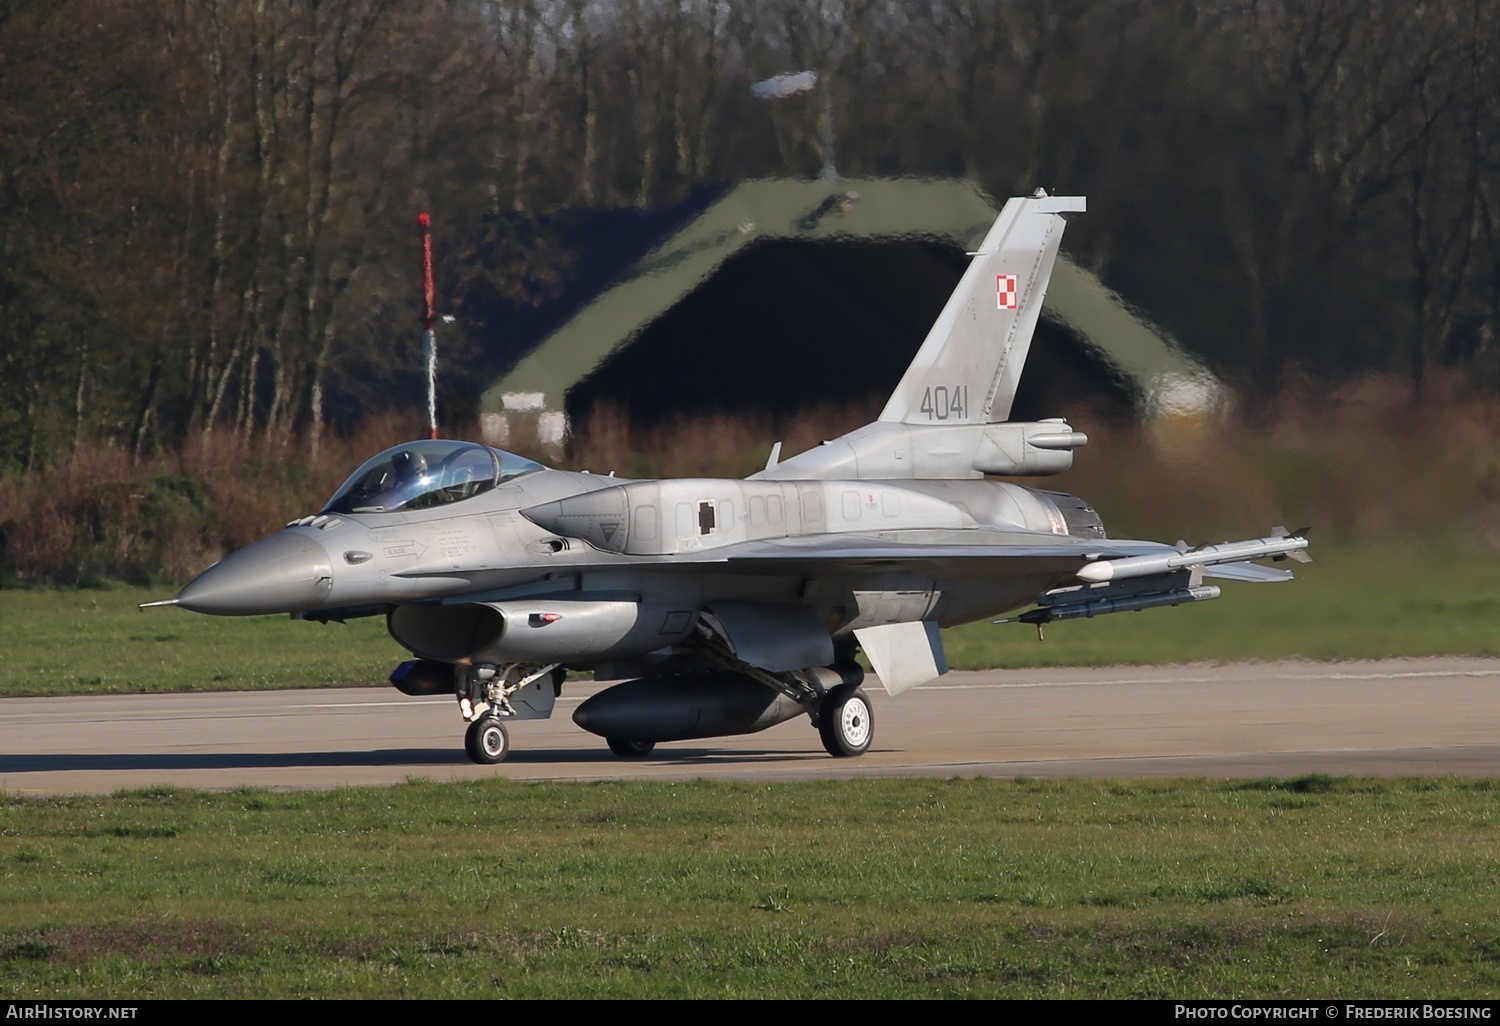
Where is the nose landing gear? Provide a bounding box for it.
[456,662,561,764]
[464,717,510,764]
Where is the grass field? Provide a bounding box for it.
[2,776,1497,998]
[0,586,398,696]
[5,533,1499,998]
[945,530,1500,668]
[1,532,1498,698]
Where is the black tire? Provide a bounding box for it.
[464,717,510,765]
[818,685,874,757]
[606,737,656,758]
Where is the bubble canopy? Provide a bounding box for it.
[322,440,544,515]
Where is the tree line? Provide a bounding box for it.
[1,0,1497,472]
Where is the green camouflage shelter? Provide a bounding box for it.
[479,178,1214,448]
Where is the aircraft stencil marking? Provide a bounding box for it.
[152,192,1308,764]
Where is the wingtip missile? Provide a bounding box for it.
[1076,532,1312,583]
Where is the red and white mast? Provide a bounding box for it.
[418,211,438,439]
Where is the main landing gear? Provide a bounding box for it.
[671,623,875,759]
[818,683,874,757]
[582,673,875,760]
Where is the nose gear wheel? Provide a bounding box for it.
[465,717,510,764]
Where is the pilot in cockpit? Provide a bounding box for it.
[391,449,427,485]
[324,441,533,515]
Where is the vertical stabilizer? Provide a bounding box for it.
[879,193,1085,425]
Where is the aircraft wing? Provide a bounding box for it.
[428,530,1166,586]
[420,529,1302,610]
[701,531,1300,581]
[698,530,1167,579]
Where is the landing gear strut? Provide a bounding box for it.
[691,620,877,758]
[456,661,559,765]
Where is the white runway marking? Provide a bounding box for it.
[923,667,1500,690]
[288,696,585,709]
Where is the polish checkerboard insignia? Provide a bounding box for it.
[996,274,1018,310]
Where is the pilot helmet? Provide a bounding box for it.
[390,449,429,483]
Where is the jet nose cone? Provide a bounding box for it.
[176,532,334,615]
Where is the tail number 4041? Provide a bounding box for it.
[920,385,968,421]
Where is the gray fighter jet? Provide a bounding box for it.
[152,192,1309,764]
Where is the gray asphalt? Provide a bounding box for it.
[3,657,1499,793]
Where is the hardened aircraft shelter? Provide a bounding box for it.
[477,178,1212,448]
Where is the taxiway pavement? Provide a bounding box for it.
[4,657,1498,793]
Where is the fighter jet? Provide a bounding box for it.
[151,192,1309,764]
